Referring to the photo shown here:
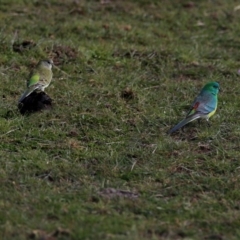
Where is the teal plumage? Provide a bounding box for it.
[168,82,220,134]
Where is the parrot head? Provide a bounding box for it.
[202,81,220,95]
[37,59,54,70]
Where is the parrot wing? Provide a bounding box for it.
[168,92,217,134]
[18,72,41,102]
[186,92,217,117]
[27,71,40,87]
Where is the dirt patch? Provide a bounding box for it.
[49,45,78,66]
[28,228,70,240]
[13,40,36,53]
[99,188,139,199]
[121,87,135,100]
[18,92,52,115]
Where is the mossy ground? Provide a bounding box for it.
[1,1,240,239]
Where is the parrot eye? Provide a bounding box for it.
[212,83,219,89]
[45,60,53,65]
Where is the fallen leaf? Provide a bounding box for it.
[100,0,111,4]
[123,25,132,31]
[234,5,240,11]
[196,21,205,26]
[182,2,195,8]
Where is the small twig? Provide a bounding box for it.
[106,141,123,145]
[152,146,157,154]
[131,160,137,171]
[0,128,18,137]
[11,30,18,47]
[179,166,194,173]
[143,85,160,90]
[53,64,71,77]
[147,51,156,59]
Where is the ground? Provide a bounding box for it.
[1,0,240,239]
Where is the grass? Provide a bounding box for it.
[1,0,240,239]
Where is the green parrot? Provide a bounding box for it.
[168,82,220,134]
[18,59,53,102]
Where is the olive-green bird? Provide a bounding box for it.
[18,59,53,102]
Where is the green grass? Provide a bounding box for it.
[1,0,240,239]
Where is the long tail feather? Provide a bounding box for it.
[18,85,39,103]
[167,113,202,134]
[18,89,34,103]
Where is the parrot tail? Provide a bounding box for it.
[18,85,40,103]
[167,113,202,134]
[18,89,34,103]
